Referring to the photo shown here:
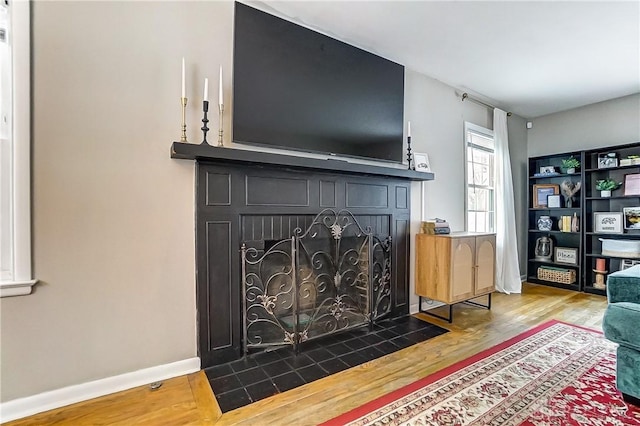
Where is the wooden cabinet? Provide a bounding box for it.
[415,232,496,304]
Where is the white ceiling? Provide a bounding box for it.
[249,1,640,118]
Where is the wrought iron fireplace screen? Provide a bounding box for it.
[241,209,392,354]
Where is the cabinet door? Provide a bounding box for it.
[450,237,476,302]
[475,235,496,295]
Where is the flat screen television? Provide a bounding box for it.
[233,2,405,163]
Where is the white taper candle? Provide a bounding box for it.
[181,57,185,98]
[203,78,209,102]
[219,66,223,106]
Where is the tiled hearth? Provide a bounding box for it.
[205,315,448,412]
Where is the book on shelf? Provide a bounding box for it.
[424,227,451,235]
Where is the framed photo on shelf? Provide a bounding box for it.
[624,173,640,196]
[413,153,431,173]
[593,212,624,234]
[547,194,562,208]
[622,207,640,230]
[533,184,560,208]
[598,153,618,169]
[555,247,578,265]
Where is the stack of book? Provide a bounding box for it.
[421,218,450,234]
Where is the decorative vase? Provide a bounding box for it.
[567,167,576,174]
[571,213,579,232]
[537,215,553,231]
[601,190,612,198]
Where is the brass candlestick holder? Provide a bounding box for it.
[180,97,188,142]
[218,103,224,147]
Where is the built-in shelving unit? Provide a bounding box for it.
[527,152,583,292]
[582,142,640,295]
[528,142,640,295]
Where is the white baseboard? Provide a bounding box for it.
[0,357,200,423]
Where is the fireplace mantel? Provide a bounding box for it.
[171,142,434,181]
[176,141,427,367]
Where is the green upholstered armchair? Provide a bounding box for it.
[603,264,640,406]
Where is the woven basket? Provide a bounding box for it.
[537,267,576,285]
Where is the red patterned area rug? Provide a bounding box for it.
[322,320,640,426]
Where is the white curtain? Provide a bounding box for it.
[494,109,522,293]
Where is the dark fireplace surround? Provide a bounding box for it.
[171,142,434,367]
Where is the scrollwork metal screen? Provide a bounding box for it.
[241,209,391,354]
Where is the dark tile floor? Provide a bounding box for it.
[205,315,448,412]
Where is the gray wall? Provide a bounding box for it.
[0,1,528,402]
[0,1,233,402]
[404,70,528,309]
[528,93,640,156]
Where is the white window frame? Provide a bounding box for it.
[1,0,36,297]
[464,122,495,233]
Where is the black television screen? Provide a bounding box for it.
[233,2,405,163]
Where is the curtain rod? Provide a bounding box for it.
[461,93,512,116]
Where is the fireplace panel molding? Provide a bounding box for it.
[191,153,431,367]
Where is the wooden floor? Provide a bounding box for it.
[5,283,607,426]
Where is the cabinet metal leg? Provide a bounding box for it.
[418,293,492,324]
[463,293,492,310]
[419,296,453,323]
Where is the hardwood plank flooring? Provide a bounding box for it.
[4,283,607,425]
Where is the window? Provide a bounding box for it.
[465,122,495,233]
[0,0,35,296]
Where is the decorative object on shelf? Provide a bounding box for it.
[420,218,449,234]
[413,153,431,173]
[558,215,571,232]
[201,78,210,145]
[555,247,578,265]
[624,173,640,196]
[533,184,560,208]
[571,213,579,232]
[537,215,553,231]
[593,258,607,290]
[595,178,621,198]
[593,212,624,234]
[534,235,554,260]
[406,121,413,170]
[600,238,640,258]
[621,259,640,270]
[557,214,578,232]
[539,166,557,174]
[537,266,576,285]
[180,57,188,142]
[533,170,560,177]
[218,66,224,147]
[561,156,580,174]
[623,207,640,229]
[547,194,562,208]
[620,155,640,166]
[598,152,618,169]
[560,180,581,208]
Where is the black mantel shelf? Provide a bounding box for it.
[171,142,435,182]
